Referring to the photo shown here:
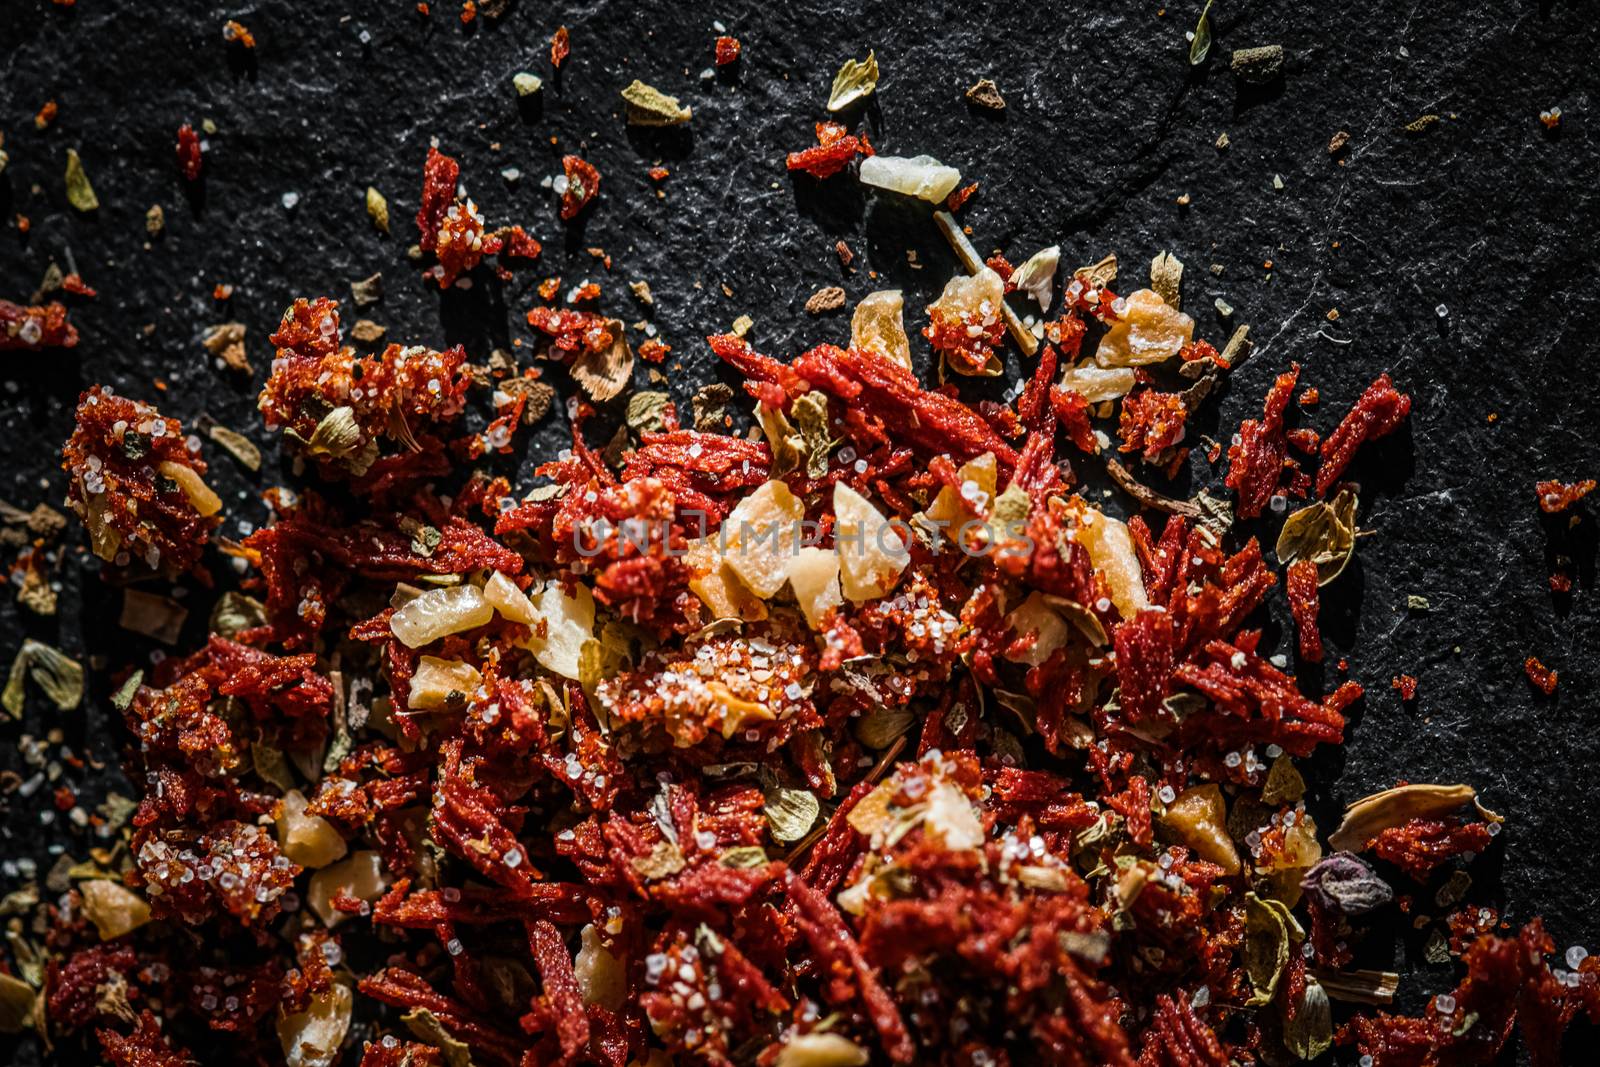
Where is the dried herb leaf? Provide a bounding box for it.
[852,704,914,750]
[1189,0,1215,66]
[365,186,390,234]
[1150,251,1184,310]
[1328,783,1480,852]
[1309,967,1398,1005]
[827,51,880,111]
[65,148,99,211]
[691,383,735,432]
[791,392,837,479]
[1074,253,1119,289]
[207,424,261,471]
[403,1007,473,1067]
[754,403,804,479]
[1276,488,1358,585]
[306,406,366,461]
[1009,246,1061,312]
[965,78,1006,111]
[1283,978,1334,1060]
[626,391,673,435]
[1404,113,1441,133]
[764,784,821,844]
[211,591,268,638]
[1243,892,1292,1006]
[570,320,634,402]
[111,670,143,712]
[620,80,692,126]
[3,639,85,717]
[718,846,769,869]
[1300,852,1393,915]
[252,743,297,792]
[1262,756,1306,804]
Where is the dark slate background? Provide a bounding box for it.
[2,0,1596,1063]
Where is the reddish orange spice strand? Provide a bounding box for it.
[1535,478,1595,513]
[1524,656,1558,695]
[946,181,980,211]
[637,338,671,363]
[1315,373,1412,496]
[550,25,570,68]
[559,155,600,220]
[1286,558,1323,662]
[714,36,741,65]
[459,0,475,24]
[35,100,58,130]
[1391,674,1419,701]
[786,121,873,179]
[222,19,256,47]
[1225,363,1299,518]
[1118,390,1189,463]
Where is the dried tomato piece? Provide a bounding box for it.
[415,144,460,250]
[1285,557,1323,662]
[786,122,872,179]
[1225,363,1299,518]
[1118,389,1188,462]
[559,154,600,220]
[1524,655,1558,694]
[714,35,740,65]
[98,1011,196,1067]
[551,24,570,67]
[1391,673,1419,701]
[946,181,979,211]
[175,122,203,180]
[1535,478,1595,513]
[526,305,614,359]
[1316,372,1412,495]
[1369,817,1493,881]
[1114,608,1175,727]
[1,299,78,349]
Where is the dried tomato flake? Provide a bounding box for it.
[1286,557,1323,662]
[714,35,741,65]
[1524,655,1558,695]
[176,122,203,181]
[1391,673,1419,701]
[558,154,600,220]
[550,25,570,68]
[1316,373,1412,496]
[1535,478,1595,513]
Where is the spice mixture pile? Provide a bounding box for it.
[4,24,1597,1067]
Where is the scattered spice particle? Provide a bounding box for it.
[1524,656,1558,695]
[1404,113,1441,133]
[212,283,234,301]
[834,239,854,268]
[946,181,979,211]
[715,36,741,66]
[222,19,255,47]
[176,124,203,181]
[551,25,570,68]
[1392,674,1419,701]
[1535,479,1594,514]
[36,100,60,130]
[64,149,98,212]
[459,0,476,24]
[1215,131,1231,149]
[1539,107,1562,130]
[1329,129,1351,154]
[637,338,671,363]
[1230,44,1284,84]
[965,78,1006,110]
[366,186,390,233]
[804,286,847,314]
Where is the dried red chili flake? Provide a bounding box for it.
[1225,362,1299,518]
[551,24,570,67]
[1175,638,1359,757]
[1370,817,1494,882]
[1,299,78,349]
[1524,655,1558,694]
[1286,426,1320,454]
[16,214,30,234]
[1316,372,1412,496]
[61,272,96,297]
[1391,673,1419,701]
[1114,608,1175,727]
[212,282,233,300]
[1535,478,1595,513]
[924,290,1007,377]
[637,337,670,363]
[458,0,476,23]
[526,305,613,360]
[1298,385,1320,406]
[714,35,741,65]
[222,18,256,47]
[431,197,489,287]
[647,164,670,182]
[62,386,219,575]
[494,224,541,261]
[558,154,600,220]
[35,99,58,129]
[175,122,203,180]
[415,144,460,251]
[1118,389,1188,462]
[97,1011,196,1067]
[786,121,873,179]
[1286,557,1323,662]
[946,180,979,211]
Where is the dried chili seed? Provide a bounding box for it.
[1316,373,1412,496]
[1535,478,1595,513]
[1524,655,1558,695]
[176,123,203,181]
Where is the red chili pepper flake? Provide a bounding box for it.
[222,19,255,47]
[1369,817,1493,881]
[1535,478,1595,513]
[637,337,671,363]
[558,154,600,220]
[34,99,58,130]
[1118,389,1188,462]
[1298,386,1319,406]
[1316,372,1412,496]
[786,121,873,179]
[1225,362,1299,518]
[946,181,979,211]
[415,144,460,251]
[647,165,670,182]
[550,25,570,68]
[537,276,561,300]
[1,300,78,350]
[526,305,614,359]
[416,1,429,13]
[568,281,601,304]
[1286,426,1320,454]
[173,123,203,179]
[61,272,96,297]
[16,214,30,234]
[714,35,741,65]
[1286,558,1323,662]
[1524,655,1558,695]
[1391,673,1418,701]
[212,282,233,301]
[458,0,475,24]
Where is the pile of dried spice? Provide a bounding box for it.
[9,53,1598,1067]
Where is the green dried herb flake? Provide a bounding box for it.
[1276,488,1359,585]
[1189,0,1215,66]
[65,148,99,211]
[620,80,692,126]
[763,784,821,844]
[626,391,673,435]
[3,639,85,717]
[827,51,880,111]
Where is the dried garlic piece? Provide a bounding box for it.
[277,983,352,1067]
[1070,507,1150,618]
[833,482,909,602]
[924,779,984,850]
[308,851,387,927]
[925,451,997,537]
[1004,591,1073,667]
[1093,287,1195,367]
[850,289,912,369]
[776,1032,869,1067]
[78,879,152,940]
[787,545,843,630]
[1009,245,1061,312]
[483,570,538,626]
[859,154,962,203]
[276,789,348,869]
[408,656,482,711]
[620,79,692,126]
[1059,360,1137,403]
[157,460,222,516]
[685,536,768,622]
[574,923,626,1010]
[520,581,596,680]
[764,784,821,843]
[389,584,493,649]
[1159,784,1240,874]
[722,480,806,598]
[1328,783,1486,852]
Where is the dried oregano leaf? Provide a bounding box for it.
[207,423,261,471]
[1074,253,1118,289]
[718,846,768,869]
[754,402,803,478]
[620,80,692,126]
[1243,892,1292,1006]
[626,391,672,435]
[1150,250,1184,310]
[763,784,821,844]
[852,704,914,750]
[110,670,143,712]
[0,971,36,1035]
[1276,488,1358,585]
[1327,783,1480,852]
[402,1007,472,1067]
[211,591,268,638]
[827,51,880,111]
[791,392,837,479]
[691,383,735,432]
[365,186,390,234]
[1283,978,1334,1060]
[3,639,85,717]
[65,148,99,211]
[1189,0,1215,66]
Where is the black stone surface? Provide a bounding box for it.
[1,1,1596,1063]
